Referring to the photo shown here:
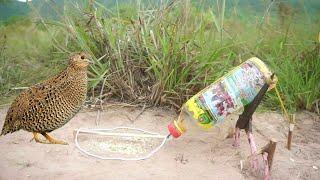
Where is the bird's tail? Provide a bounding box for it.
[1,126,18,136]
[1,121,20,136]
[1,118,10,136]
[1,126,10,136]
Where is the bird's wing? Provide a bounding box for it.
[6,69,71,120]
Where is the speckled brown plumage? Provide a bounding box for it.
[1,52,90,145]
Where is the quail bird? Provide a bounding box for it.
[1,52,91,145]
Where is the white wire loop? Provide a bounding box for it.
[74,127,169,160]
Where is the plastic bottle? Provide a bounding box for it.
[167,57,277,138]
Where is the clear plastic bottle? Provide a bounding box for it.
[167,57,277,138]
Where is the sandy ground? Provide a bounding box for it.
[0,105,319,180]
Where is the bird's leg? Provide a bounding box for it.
[30,132,49,144]
[41,132,68,145]
[247,130,258,170]
[232,127,241,147]
[262,152,269,180]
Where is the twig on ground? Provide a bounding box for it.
[133,104,147,122]
[11,87,28,90]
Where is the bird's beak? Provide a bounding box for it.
[85,59,93,64]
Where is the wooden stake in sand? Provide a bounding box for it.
[262,139,277,170]
[256,138,277,173]
[287,114,295,150]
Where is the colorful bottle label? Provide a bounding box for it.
[185,57,273,129]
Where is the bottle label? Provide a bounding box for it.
[185,58,272,128]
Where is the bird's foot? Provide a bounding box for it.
[42,132,68,145]
[31,132,68,145]
[31,132,50,144]
[232,127,240,147]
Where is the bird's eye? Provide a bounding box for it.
[81,55,85,59]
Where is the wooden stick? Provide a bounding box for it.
[261,138,277,170]
[287,114,295,150]
[287,127,293,150]
[266,139,277,170]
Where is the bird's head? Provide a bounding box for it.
[69,52,92,69]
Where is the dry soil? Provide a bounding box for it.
[0,105,319,180]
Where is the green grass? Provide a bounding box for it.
[0,0,319,114]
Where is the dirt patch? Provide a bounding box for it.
[0,106,319,180]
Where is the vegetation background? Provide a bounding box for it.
[0,0,319,114]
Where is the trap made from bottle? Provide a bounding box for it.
[74,127,168,160]
[183,57,276,129]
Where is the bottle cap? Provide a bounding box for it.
[167,121,182,138]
